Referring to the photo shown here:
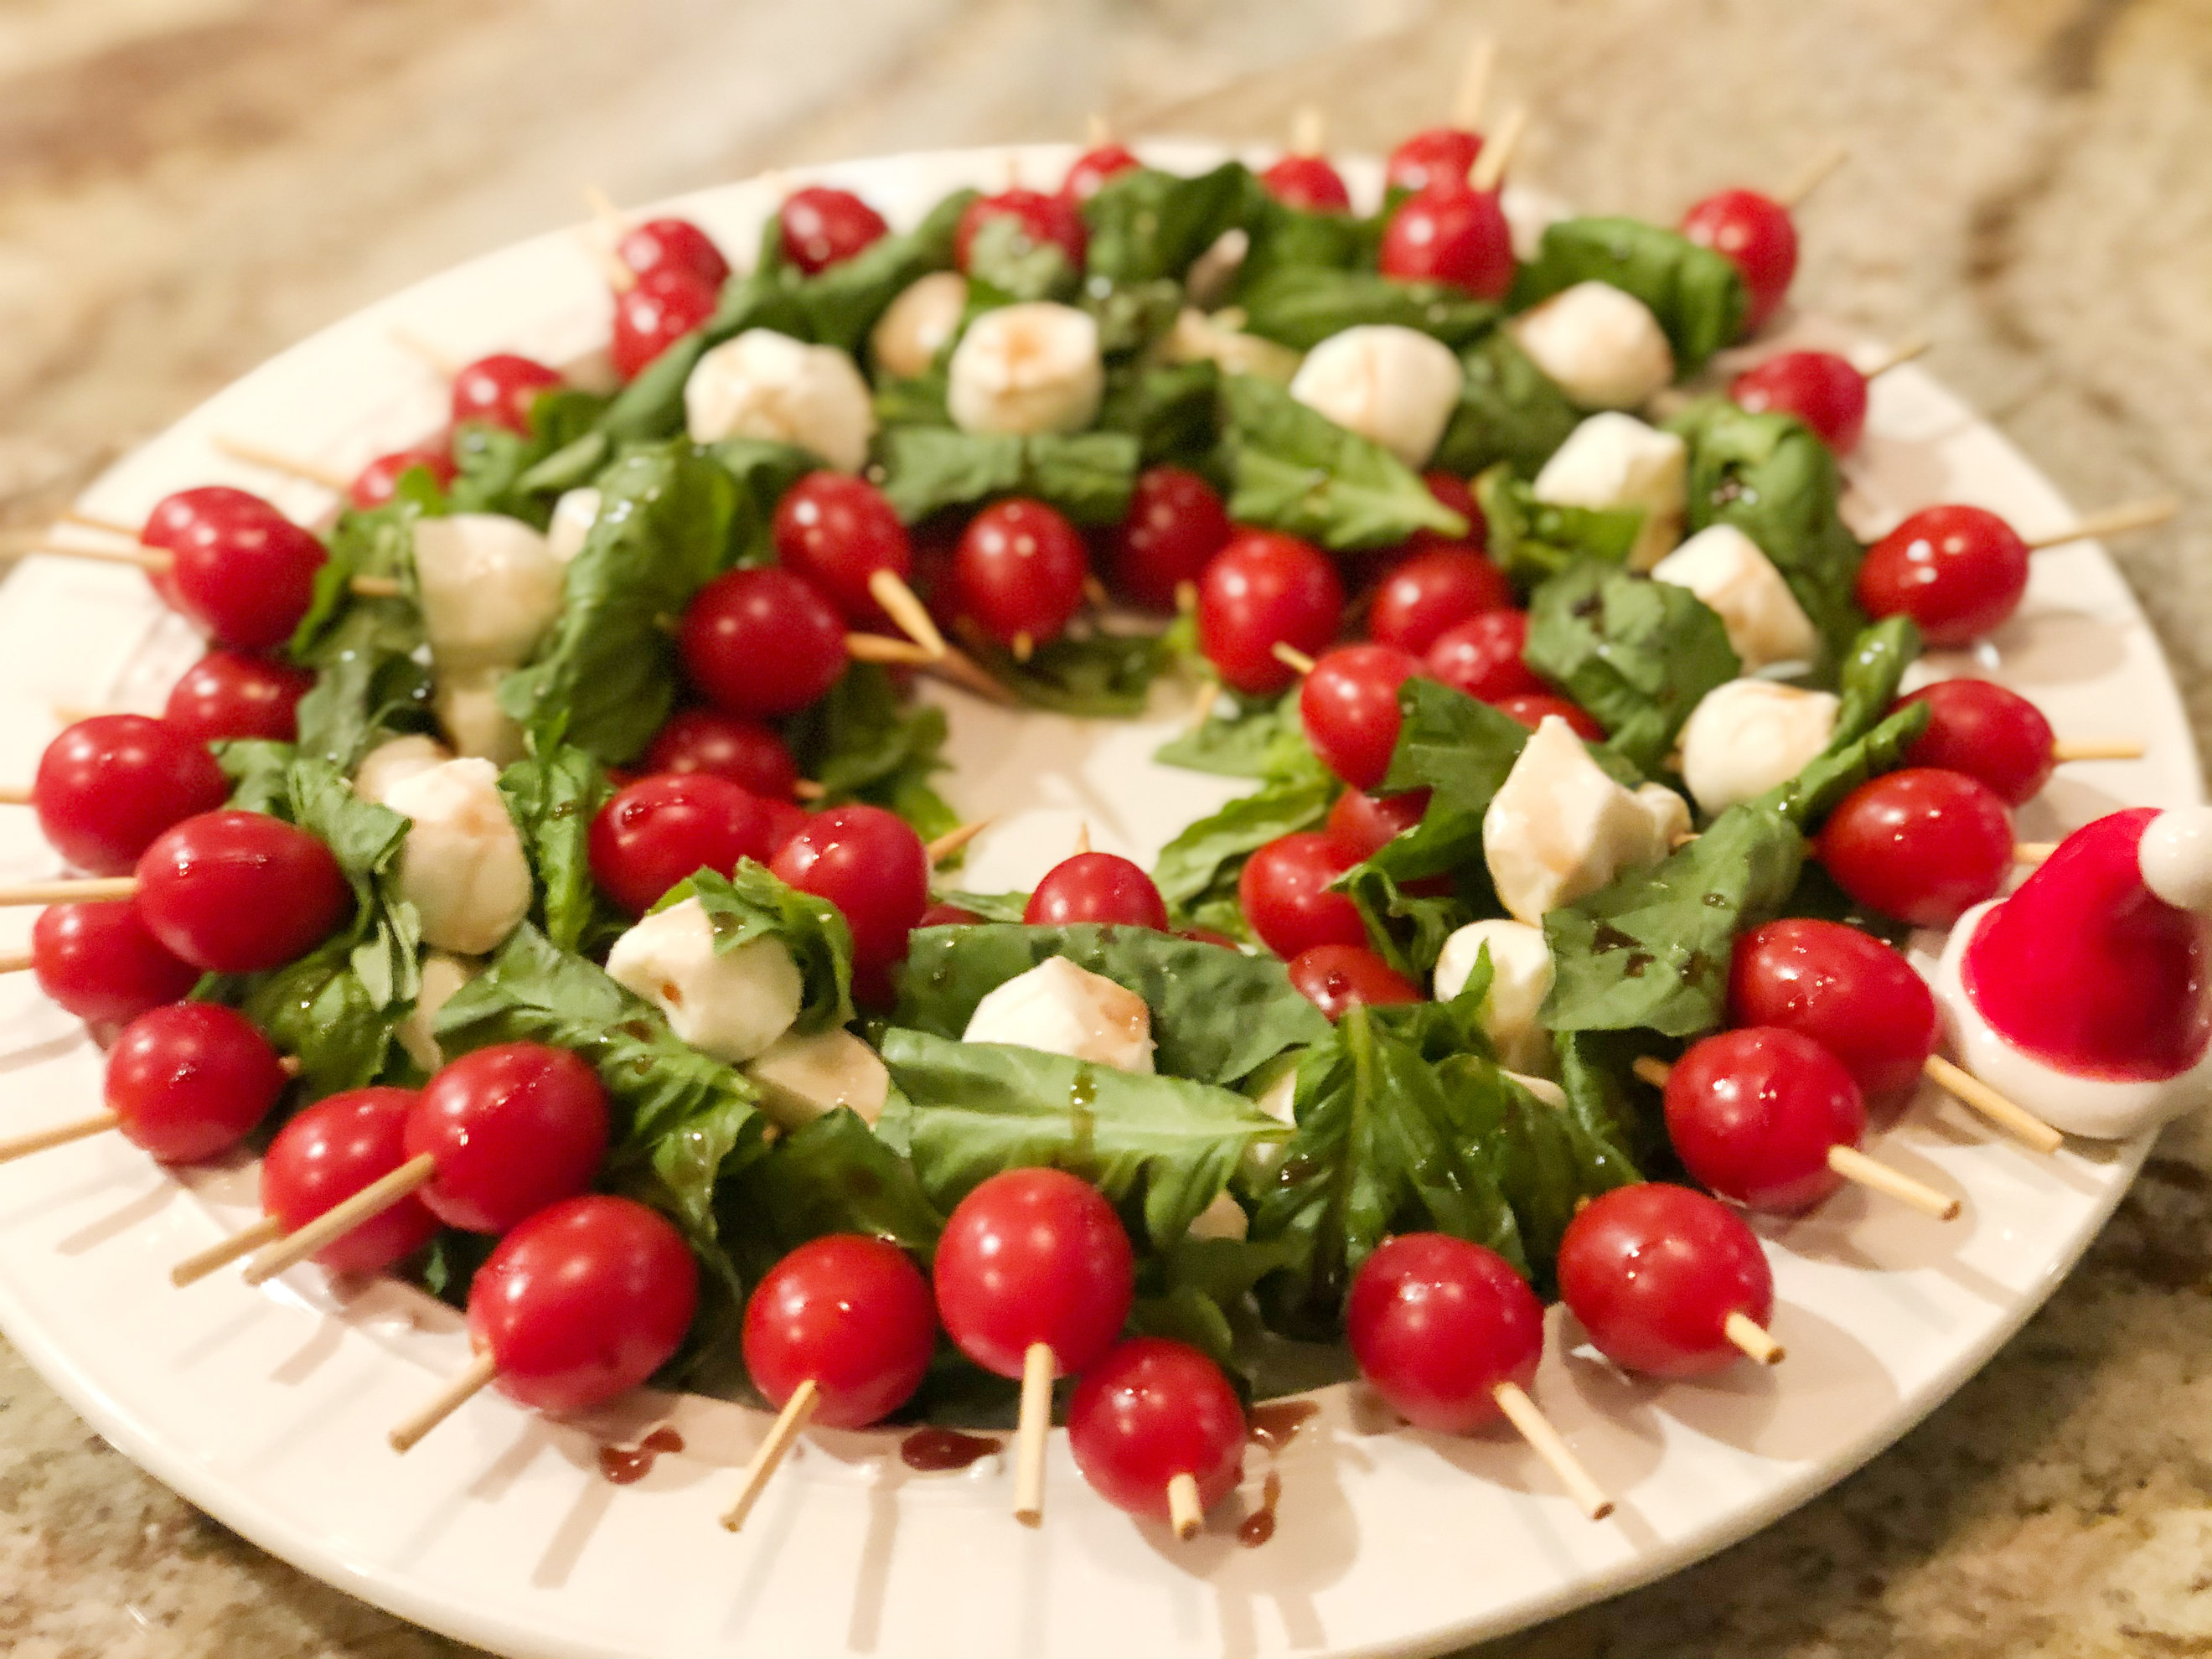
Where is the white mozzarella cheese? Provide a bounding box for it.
[961,956,1155,1073]
[685,328,876,472]
[411,513,566,674]
[1507,1070,1569,1109]
[433,667,525,767]
[1432,918,1557,1073]
[1650,524,1818,671]
[870,271,969,380]
[380,758,534,956]
[1187,1190,1250,1242]
[1513,281,1676,411]
[944,302,1104,437]
[353,735,453,806]
[1482,715,1687,925]
[1677,680,1841,815]
[1531,412,1687,570]
[605,897,804,1064]
[745,1027,891,1129]
[1289,323,1465,468]
[1163,306,1303,385]
[395,951,481,1073]
[546,487,601,566]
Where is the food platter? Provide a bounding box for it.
[0,141,2194,1659]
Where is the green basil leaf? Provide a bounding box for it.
[1830,615,1921,747]
[1335,861,1470,980]
[1509,216,1749,375]
[1096,359,1222,466]
[1152,689,1309,779]
[1215,374,1467,550]
[963,628,1173,718]
[233,940,411,1103]
[1082,163,1254,285]
[872,427,1140,525]
[1555,1027,1671,1167]
[1152,763,1336,922]
[717,1106,943,1259]
[1082,276,1184,360]
[447,389,611,526]
[495,742,616,955]
[1430,329,1583,479]
[1368,678,1533,881]
[682,861,855,1033]
[783,663,956,842]
[1230,191,1380,293]
[1235,267,1499,352]
[962,212,1078,303]
[795,188,979,354]
[1475,463,1645,593]
[707,437,822,567]
[290,499,438,772]
[933,890,1031,923]
[1763,700,1930,831]
[214,739,299,816]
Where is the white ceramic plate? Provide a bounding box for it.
[0,144,2195,1659]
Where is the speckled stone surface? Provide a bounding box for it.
[3,2,2210,1654]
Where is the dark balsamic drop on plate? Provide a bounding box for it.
[599,1426,685,1486]
[900,1427,1003,1472]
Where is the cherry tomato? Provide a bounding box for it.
[1731,350,1868,454]
[1238,831,1365,959]
[1816,767,2013,928]
[919,902,984,928]
[1368,548,1512,657]
[758,797,809,858]
[1856,504,2030,648]
[168,511,329,651]
[1557,1184,1775,1378]
[1386,127,1483,195]
[1425,609,1544,703]
[261,1088,440,1274]
[31,714,228,876]
[406,1042,611,1234]
[163,650,314,744]
[780,186,891,274]
[680,567,848,719]
[1493,693,1605,742]
[29,902,199,1025]
[1301,643,1422,791]
[587,773,776,916]
[349,445,457,509]
[1681,189,1797,334]
[135,810,352,973]
[1666,1026,1865,1212]
[1894,680,2054,808]
[1346,1233,1542,1434]
[772,472,912,628]
[1378,180,1514,301]
[933,1167,1135,1378]
[140,486,275,609]
[612,266,718,380]
[616,217,731,289]
[954,189,1088,274]
[1196,530,1345,697]
[1729,917,1940,1101]
[1180,926,1244,950]
[743,1234,938,1429]
[1324,788,1430,864]
[953,498,1090,650]
[1061,142,1140,203]
[1067,1336,1246,1524]
[1260,154,1351,213]
[104,1002,287,1164]
[1106,466,1231,612]
[451,354,562,437]
[770,804,930,992]
[641,708,800,800]
[1286,943,1422,1020]
[468,1194,699,1414]
[1024,852,1171,930]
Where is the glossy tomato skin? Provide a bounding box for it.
[742,1235,937,1429]
[1681,189,1797,333]
[680,566,848,718]
[1346,1233,1543,1434]
[469,1195,699,1414]
[1816,767,2013,928]
[406,1042,611,1234]
[33,714,228,876]
[772,472,912,628]
[140,486,280,609]
[163,650,315,744]
[105,1002,287,1163]
[1731,351,1868,453]
[349,445,457,509]
[1067,1336,1247,1522]
[1894,680,2054,807]
[1107,466,1231,612]
[1368,548,1513,658]
[1378,181,1514,301]
[1238,832,1365,959]
[1300,644,1422,791]
[451,354,561,437]
[1855,504,2030,647]
[30,901,199,1025]
[641,708,800,801]
[1386,127,1482,195]
[617,217,731,289]
[954,499,1089,649]
[1061,142,1140,203]
[1729,918,1939,1102]
[169,513,328,651]
[780,186,891,273]
[1324,788,1431,864]
[933,1167,1135,1379]
[955,189,1088,273]
[919,902,983,928]
[1024,852,1171,930]
[769,804,930,985]
[1196,531,1345,697]
[1286,944,1423,1021]
[261,1088,441,1274]
[1557,1184,1775,1378]
[1665,1026,1865,1212]
[136,810,351,972]
[1493,693,1605,742]
[1425,609,1543,703]
[1260,154,1351,213]
[612,267,718,380]
[587,773,775,916]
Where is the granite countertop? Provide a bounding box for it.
[3,1,2211,1653]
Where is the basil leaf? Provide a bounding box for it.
[795,188,978,354]
[1475,463,1645,592]
[497,742,616,955]
[1430,329,1582,479]
[447,389,611,526]
[933,890,1031,923]
[1082,163,1254,285]
[783,664,956,842]
[959,212,1078,302]
[1367,678,1533,881]
[1336,861,1470,980]
[1215,375,1467,550]
[1152,764,1336,923]
[963,628,1173,718]
[214,739,298,816]
[1235,268,1499,352]
[1556,1027,1671,1166]
[290,501,437,772]
[682,861,855,1033]
[284,756,421,1010]
[708,437,821,567]
[718,1106,943,1259]
[1830,615,1920,747]
[873,369,951,428]
[235,941,411,1103]
[1765,700,1930,832]
[1097,359,1221,465]
[1230,192,1379,293]
[1509,216,1749,375]
[872,427,1140,526]
[1153,689,1308,779]
[1082,276,1184,360]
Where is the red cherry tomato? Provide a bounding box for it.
[954,189,1088,273]
[29,902,199,1025]
[104,1002,287,1164]
[1067,1336,1246,1524]
[1286,943,1422,1020]
[1260,154,1351,213]
[616,218,731,290]
[168,511,329,651]
[1378,181,1514,301]
[1024,852,1171,930]
[743,1234,938,1429]
[140,487,276,609]
[780,186,891,274]
[1816,767,2013,928]
[1196,530,1345,697]
[933,1167,1135,1378]
[1346,1233,1543,1434]
[349,445,457,509]
[680,567,848,719]
[1107,466,1231,612]
[468,1194,698,1414]
[1894,680,2054,808]
[1061,142,1140,203]
[772,472,912,628]
[1492,693,1605,742]
[1729,917,1940,1101]
[31,714,229,876]
[1666,1026,1866,1212]
[1681,189,1797,334]
[1181,926,1244,950]
[1856,505,2030,648]
[1425,609,1544,703]
[135,810,352,973]
[1368,548,1512,658]
[612,267,718,380]
[952,499,1089,651]
[406,1043,612,1234]
[1324,788,1430,864]
[769,804,930,990]
[1300,643,1422,791]
[1557,1184,1775,1378]
[758,797,809,858]
[641,708,800,800]
[261,1088,441,1275]
[450,354,562,437]
[1386,127,1483,195]
[587,773,776,916]
[163,650,315,744]
[919,902,984,928]
[1731,350,1868,454]
[1238,831,1365,959]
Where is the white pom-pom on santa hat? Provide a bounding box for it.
[2137,806,2212,912]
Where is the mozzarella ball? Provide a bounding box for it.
[945,302,1104,437]
[1182,228,1249,309]
[685,328,876,472]
[962,956,1155,1073]
[605,897,804,1064]
[353,735,453,806]
[1651,525,1817,672]
[380,757,535,956]
[1677,680,1841,815]
[1434,918,1556,1073]
[434,667,525,767]
[412,513,566,674]
[1289,323,1466,469]
[870,271,969,380]
[1164,306,1303,385]
[1507,1070,1569,1109]
[1483,715,1686,925]
[395,951,481,1073]
[546,487,601,566]
[745,1026,891,1129]
[1513,281,1676,411]
[1186,1190,1251,1242]
[1531,412,1687,571]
